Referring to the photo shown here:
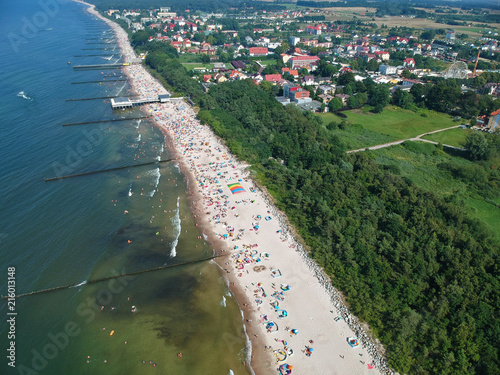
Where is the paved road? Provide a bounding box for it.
[346,125,467,153]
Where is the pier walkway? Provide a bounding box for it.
[111,94,184,109]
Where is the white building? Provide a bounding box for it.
[289,36,300,46]
[379,64,397,75]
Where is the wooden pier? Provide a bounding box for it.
[1,254,225,300]
[65,95,134,102]
[110,94,172,109]
[73,54,115,57]
[73,63,128,70]
[44,159,174,182]
[62,116,147,126]
[71,79,127,84]
[82,48,116,51]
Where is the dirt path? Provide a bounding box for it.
[346,125,466,153]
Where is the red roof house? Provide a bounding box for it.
[249,47,268,56]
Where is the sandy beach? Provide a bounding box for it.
[77,2,392,374]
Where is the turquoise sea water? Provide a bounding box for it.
[0,1,249,374]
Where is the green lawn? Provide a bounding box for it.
[344,106,458,139]
[454,26,499,35]
[258,59,277,67]
[181,62,214,70]
[422,127,471,148]
[318,106,460,149]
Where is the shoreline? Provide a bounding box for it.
[75,2,393,374]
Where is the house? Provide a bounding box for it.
[265,74,282,83]
[289,36,300,46]
[283,83,311,103]
[446,29,455,40]
[214,73,227,83]
[403,58,415,68]
[315,77,332,85]
[282,68,299,78]
[306,26,321,35]
[401,78,421,87]
[297,100,324,112]
[486,109,500,132]
[302,75,315,85]
[318,85,335,94]
[302,39,318,47]
[335,93,350,105]
[375,51,390,61]
[249,47,268,57]
[170,41,182,52]
[203,74,212,82]
[318,93,333,103]
[379,64,397,75]
[222,30,238,38]
[281,54,292,64]
[231,60,246,70]
[290,55,320,69]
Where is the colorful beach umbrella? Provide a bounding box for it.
[227,182,245,194]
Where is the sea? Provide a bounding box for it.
[0,1,250,374]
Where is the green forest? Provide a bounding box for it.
[151,58,500,374]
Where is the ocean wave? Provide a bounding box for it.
[146,167,160,197]
[136,134,141,142]
[71,280,87,288]
[128,183,133,197]
[170,196,181,257]
[240,310,256,375]
[116,81,127,96]
[228,370,234,375]
[220,295,226,307]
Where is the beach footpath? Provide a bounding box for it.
[76,2,392,374]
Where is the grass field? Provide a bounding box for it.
[257,59,278,67]
[181,62,215,70]
[372,143,500,241]
[318,106,458,149]
[422,127,471,148]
